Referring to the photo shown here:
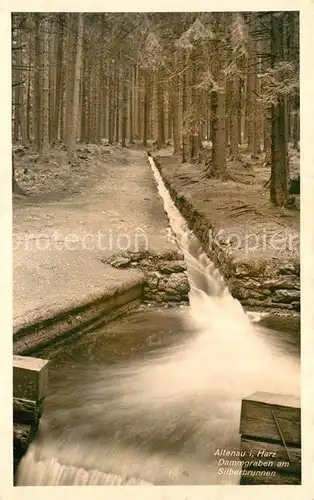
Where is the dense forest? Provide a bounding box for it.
[12,12,299,206]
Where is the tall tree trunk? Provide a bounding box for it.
[191,46,199,161]
[129,65,135,144]
[41,16,50,157]
[135,64,141,140]
[12,154,26,195]
[80,40,87,142]
[246,49,255,154]
[157,68,165,148]
[206,92,210,141]
[292,94,300,149]
[67,13,83,164]
[53,15,64,144]
[263,108,271,165]
[210,88,226,177]
[90,58,97,143]
[115,60,120,143]
[98,19,106,142]
[89,62,95,143]
[143,71,149,147]
[270,13,289,206]
[225,79,231,151]
[152,74,157,142]
[237,75,243,145]
[19,29,28,144]
[108,63,114,144]
[173,53,181,154]
[254,55,262,155]
[262,46,271,163]
[12,23,22,142]
[104,66,109,141]
[34,16,42,152]
[246,31,261,157]
[229,76,239,158]
[95,56,102,144]
[291,13,299,150]
[209,16,227,178]
[48,18,55,145]
[26,25,32,142]
[121,67,128,147]
[65,14,74,145]
[168,94,172,143]
[182,52,191,163]
[59,50,66,143]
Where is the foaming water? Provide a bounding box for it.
[148,157,299,396]
[16,157,300,486]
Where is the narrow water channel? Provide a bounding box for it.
[16,157,300,486]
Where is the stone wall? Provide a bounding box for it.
[102,250,190,306]
[153,157,300,315]
[14,282,144,356]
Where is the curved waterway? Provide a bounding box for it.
[16,157,300,486]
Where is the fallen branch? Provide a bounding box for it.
[230,208,263,218]
[229,204,250,211]
[263,175,271,188]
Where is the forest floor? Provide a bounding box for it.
[13,141,300,326]
[13,143,176,327]
[153,143,300,262]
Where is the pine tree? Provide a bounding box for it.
[269,12,289,206]
[67,13,84,164]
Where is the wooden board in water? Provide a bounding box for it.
[240,391,301,446]
[240,470,301,485]
[240,437,301,475]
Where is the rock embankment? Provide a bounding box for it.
[153,155,300,315]
[103,249,190,305]
[228,259,300,313]
[13,355,49,480]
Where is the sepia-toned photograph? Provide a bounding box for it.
[12,11,300,487]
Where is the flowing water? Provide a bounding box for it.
[16,157,300,486]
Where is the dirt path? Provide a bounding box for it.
[13,146,176,327]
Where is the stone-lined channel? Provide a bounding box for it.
[16,156,300,486]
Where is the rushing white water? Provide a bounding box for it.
[16,156,300,486]
[146,157,299,400]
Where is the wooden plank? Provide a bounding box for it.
[240,392,301,446]
[13,397,44,424]
[243,392,300,408]
[240,470,301,485]
[240,437,301,475]
[13,355,49,401]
